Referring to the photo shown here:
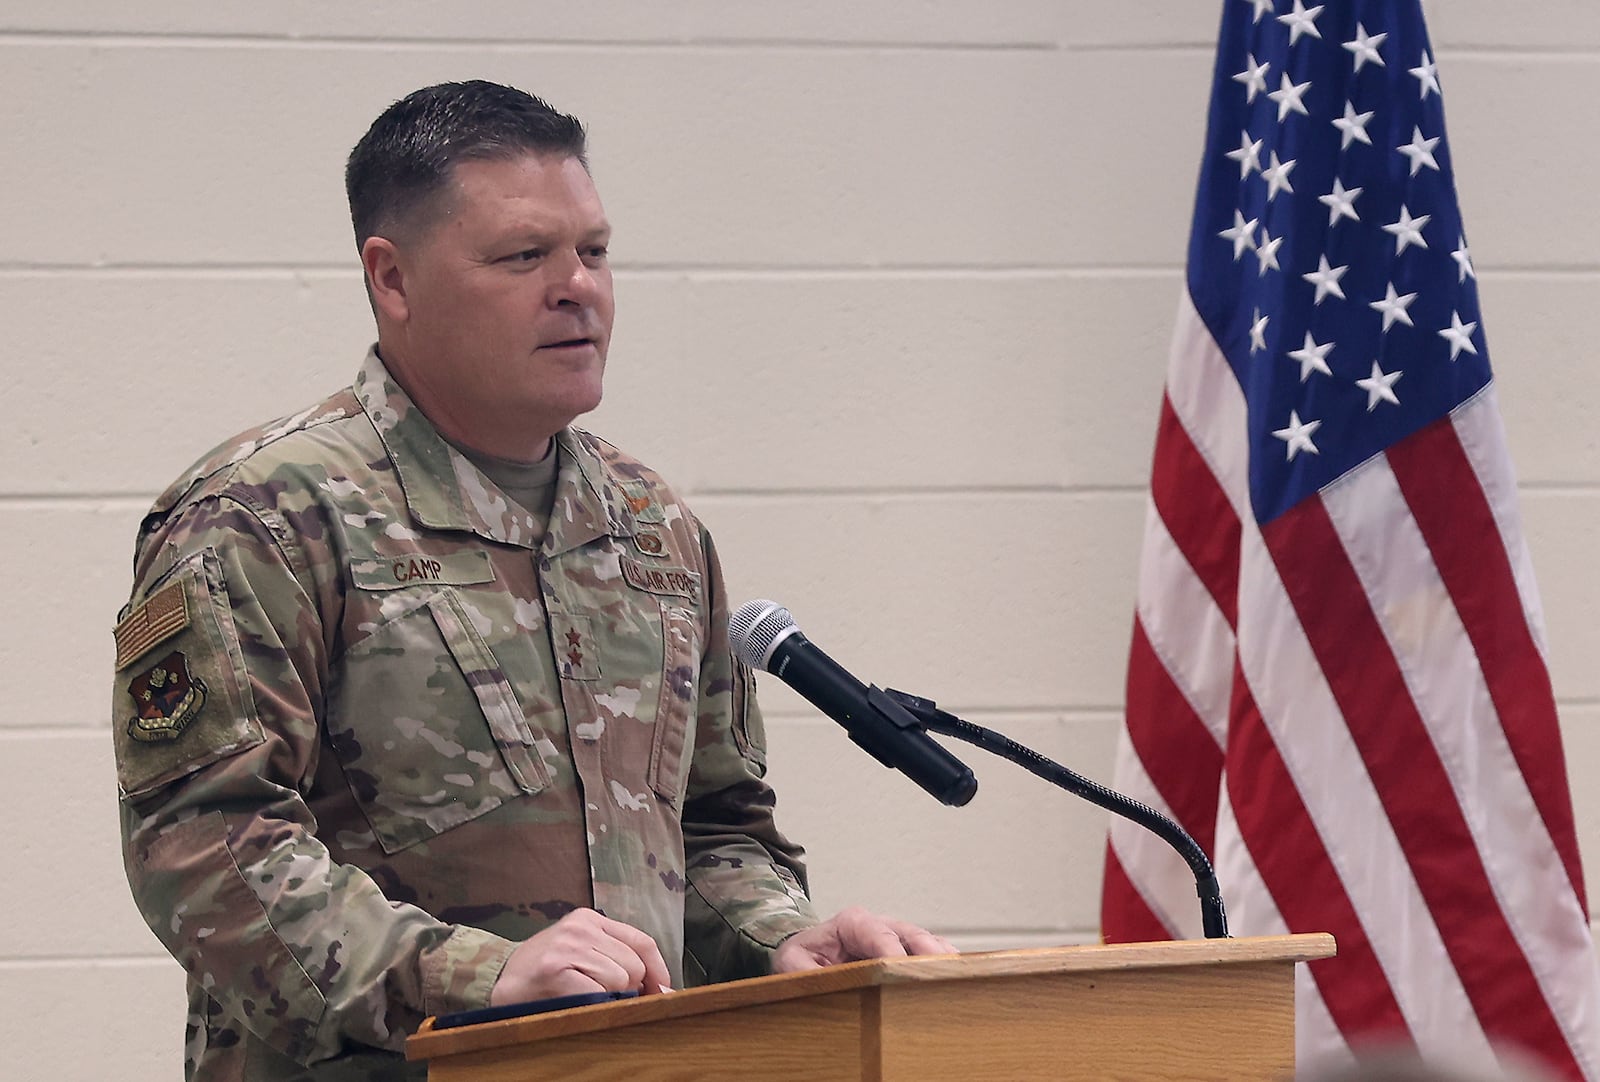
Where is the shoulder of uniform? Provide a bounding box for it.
[148,387,366,520]
[570,427,679,497]
[569,427,701,530]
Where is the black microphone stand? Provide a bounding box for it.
[882,688,1230,940]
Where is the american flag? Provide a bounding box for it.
[1099,1,1600,1077]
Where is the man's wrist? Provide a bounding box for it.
[420,925,519,1016]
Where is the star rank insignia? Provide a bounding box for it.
[126,650,207,743]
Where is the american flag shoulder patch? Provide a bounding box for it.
[114,579,191,672]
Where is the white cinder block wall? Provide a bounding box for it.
[3,2,1596,1077]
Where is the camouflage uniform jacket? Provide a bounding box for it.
[112,349,818,1080]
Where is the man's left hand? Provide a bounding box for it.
[772,907,956,972]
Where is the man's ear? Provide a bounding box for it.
[362,236,409,324]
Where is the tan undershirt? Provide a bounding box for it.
[453,438,561,545]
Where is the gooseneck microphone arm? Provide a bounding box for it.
[884,688,1229,940]
[727,599,1227,939]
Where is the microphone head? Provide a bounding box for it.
[728,599,801,671]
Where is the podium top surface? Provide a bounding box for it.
[406,932,1335,1063]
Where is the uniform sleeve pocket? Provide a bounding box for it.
[112,548,265,800]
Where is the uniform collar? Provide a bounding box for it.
[353,347,633,552]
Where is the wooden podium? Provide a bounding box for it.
[407,933,1335,1081]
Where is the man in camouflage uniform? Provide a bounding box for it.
[112,81,951,1080]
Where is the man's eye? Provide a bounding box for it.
[507,249,542,263]
[585,246,609,261]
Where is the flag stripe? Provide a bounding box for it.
[1164,300,1252,520]
[1100,846,1175,944]
[1222,656,1409,1038]
[1451,389,1554,662]
[1388,415,1586,906]
[1261,491,1576,1073]
[1137,488,1236,748]
[1208,784,1353,1071]
[1151,392,1242,627]
[1295,966,1356,1075]
[1125,618,1223,854]
[1106,737,1209,940]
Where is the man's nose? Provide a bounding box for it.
[548,251,603,308]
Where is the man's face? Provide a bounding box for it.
[379,152,615,455]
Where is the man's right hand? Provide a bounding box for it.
[489,908,673,1005]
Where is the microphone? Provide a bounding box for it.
[727,600,977,807]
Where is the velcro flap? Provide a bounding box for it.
[113,550,264,798]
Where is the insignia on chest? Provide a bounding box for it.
[620,553,699,601]
[619,479,666,524]
[349,549,497,591]
[390,556,446,584]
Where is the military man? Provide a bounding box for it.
[112,81,950,1080]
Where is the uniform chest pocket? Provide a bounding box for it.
[327,588,552,854]
[647,605,701,807]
